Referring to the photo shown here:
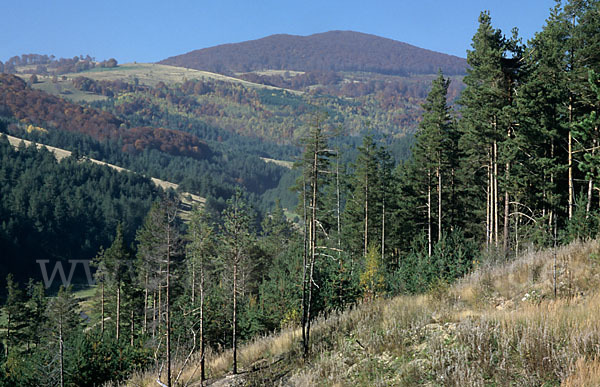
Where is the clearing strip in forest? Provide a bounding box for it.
[4,134,205,213]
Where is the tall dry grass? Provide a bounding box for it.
[128,240,600,386]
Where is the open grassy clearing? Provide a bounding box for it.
[243,69,306,77]
[74,63,301,93]
[16,63,301,103]
[129,239,600,386]
[259,157,293,169]
[22,74,109,103]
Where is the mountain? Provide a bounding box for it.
[159,30,467,76]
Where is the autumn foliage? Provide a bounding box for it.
[0,74,211,159]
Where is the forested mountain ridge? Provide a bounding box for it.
[159,30,467,76]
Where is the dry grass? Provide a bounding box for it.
[259,157,293,169]
[127,239,600,386]
[17,63,302,104]
[562,357,600,386]
[70,63,300,93]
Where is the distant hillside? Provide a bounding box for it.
[159,30,467,76]
[0,74,212,160]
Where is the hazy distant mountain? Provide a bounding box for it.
[159,30,467,76]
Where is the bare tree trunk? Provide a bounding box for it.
[116,284,120,342]
[232,259,238,375]
[364,171,368,259]
[200,253,206,384]
[494,139,499,248]
[301,173,308,358]
[514,205,519,257]
[305,140,319,358]
[549,139,555,233]
[5,313,10,356]
[152,290,156,339]
[143,273,148,335]
[338,153,345,308]
[158,273,162,337]
[191,260,196,305]
[130,308,134,346]
[568,100,573,220]
[336,154,341,250]
[437,165,442,242]
[486,160,491,249]
[101,281,105,335]
[587,136,596,217]
[427,170,432,257]
[59,319,64,387]
[587,177,593,217]
[503,161,510,255]
[166,219,172,387]
[381,200,385,263]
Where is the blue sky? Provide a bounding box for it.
[2,0,557,64]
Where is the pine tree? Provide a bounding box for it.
[47,285,79,387]
[136,197,181,387]
[25,280,46,350]
[516,2,569,242]
[343,135,383,260]
[3,274,27,356]
[185,204,215,383]
[458,11,521,251]
[574,70,600,218]
[412,71,455,255]
[294,112,333,358]
[220,189,254,374]
[102,223,132,342]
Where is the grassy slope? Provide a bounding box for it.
[130,240,600,386]
[76,63,300,92]
[15,63,299,106]
[17,63,297,94]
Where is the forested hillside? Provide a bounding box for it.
[0,74,291,211]
[159,30,467,76]
[0,74,212,160]
[0,135,160,283]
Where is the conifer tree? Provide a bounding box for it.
[412,71,454,255]
[3,274,27,356]
[185,204,215,383]
[294,113,333,358]
[136,197,181,387]
[458,11,521,251]
[102,223,131,342]
[517,2,569,239]
[220,189,254,374]
[47,285,79,387]
[25,280,46,350]
[344,135,382,259]
[359,243,385,301]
